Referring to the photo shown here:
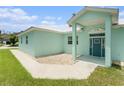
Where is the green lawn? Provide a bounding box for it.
[0,49,124,86]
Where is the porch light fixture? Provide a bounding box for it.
[81,27,85,31]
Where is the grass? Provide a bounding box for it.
[0,49,124,86]
[0,43,3,47]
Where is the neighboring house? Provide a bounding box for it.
[0,38,10,45]
[18,7,124,67]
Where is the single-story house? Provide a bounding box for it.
[18,7,124,67]
[0,38,10,45]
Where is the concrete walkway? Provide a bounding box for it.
[0,45,18,49]
[11,50,98,80]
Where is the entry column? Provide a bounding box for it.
[105,15,112,67]
[72,23,77,61]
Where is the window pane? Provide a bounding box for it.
[68,36,72,44]
[68,36,78,45]
[68,36,72,41]
[21,37,22,44]
[68,41,72,44]
[26,36,28,44]
[76,36,78,45]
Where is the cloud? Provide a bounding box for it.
[95,6,118,9]
[40,17,71,32]
[39,24,71,32]
[118,10,124,24]
[0,8,38,24]
[0,7,39,32]
[119,11,124,17]
[44,16,56,20]
[119,18,124,24]
[41,16,63,26]
[0,8,66,32]
[41,20,56,25]
[0,22,37,32]
[43,16,62,21]
[40,16,70,31]
[57,17,62,20]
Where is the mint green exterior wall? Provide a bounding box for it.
[76,11,109,24]
[19,29,90,57]
[18,31,35,56]
[63,26,124,62]
[33,30,64,57]
[64,31,89,56]
[63,33,72,54]
[19,27,124,62]
[112,28,124,61]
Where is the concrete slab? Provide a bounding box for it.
[10,50,98,80]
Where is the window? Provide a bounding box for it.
[68,36,78,45]
[94,38,100,44]
[21,37,22,44]
[90,33,105,37]
[76,36,78,44]
[68,36,72,44]
[26,36,28,44]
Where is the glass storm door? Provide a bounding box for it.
[93,38,101,57]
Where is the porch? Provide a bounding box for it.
[77,55,105,66]
[68,7,118,67]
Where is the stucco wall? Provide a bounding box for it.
[64,31,89,56]
[112,28,124,61]
[18,31,35,56]
[33,30,64,57]
[63,33,72,54]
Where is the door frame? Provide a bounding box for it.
[89,35,105,57]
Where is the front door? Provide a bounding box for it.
[93,38,101,57]
[89,33,105,57]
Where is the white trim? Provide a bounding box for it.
[18,26,65,36]
[90,36,105,38]
[88,31,104,34]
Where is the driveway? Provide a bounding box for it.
[11,50,98,79]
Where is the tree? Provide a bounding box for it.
[9,34,18,46]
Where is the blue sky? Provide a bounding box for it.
[0,6,124,33]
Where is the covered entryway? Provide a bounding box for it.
[68,7,118,67]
